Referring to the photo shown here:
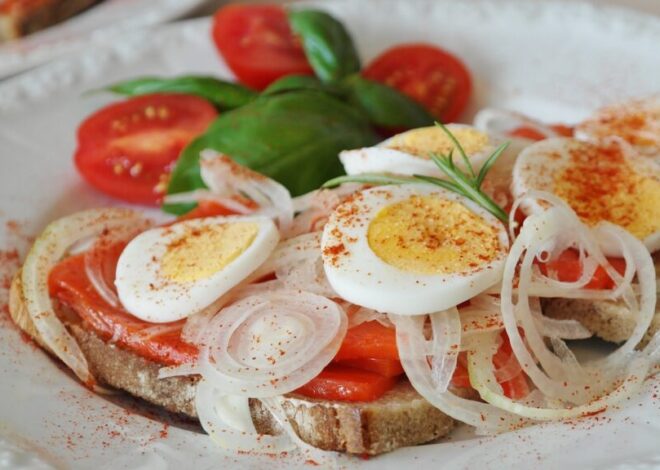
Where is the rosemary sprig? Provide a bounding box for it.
[323,122,510,223]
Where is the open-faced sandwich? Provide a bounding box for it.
[7,3,659,461]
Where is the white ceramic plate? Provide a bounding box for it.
[0,1,659,468]
[0,0,207,79]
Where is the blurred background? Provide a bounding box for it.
[196,0,660,16]
[0,0,658,81]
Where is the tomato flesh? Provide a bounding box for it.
[333,321,399,361]
[363,43,472,123]
[176,200,243,221]
[49,251,197,365]
[335,358,405,377]
[212,4,314,90]
[295,364,399,402]
[75,93,217,206]
[508,124,574,141]
[538,249,626,290]
[452,332,529,400]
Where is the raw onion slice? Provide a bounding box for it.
[260,397,338,463]
[83,218,152,308]
[501,192,656,403]
[390,312,524,433]
[163,190,253,215]
[473,108,560,140]
[468,331,652,420]
[288,184,363,238]
[253,232,336,297]
[195,379,294,453]
[20,208,144,384]
[345,304,392,329]
[196,290,347,397]
[200,150,294,232]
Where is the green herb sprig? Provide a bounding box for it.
[323,122,510,223]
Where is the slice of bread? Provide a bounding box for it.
[542,297,659,347]
[9,274,458,455]
[0,0,102,42]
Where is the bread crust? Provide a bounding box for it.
[10,274,457,455]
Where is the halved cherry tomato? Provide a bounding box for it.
[75,94,217,206]
[212,4,314,90]
[295,364,398,402]
[363,43,472,123]
[335,358,405,378]
[537,249,626,290]
[508,124,574,141]
[333,321,399,361]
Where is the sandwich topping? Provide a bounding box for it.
[6,2,660,461]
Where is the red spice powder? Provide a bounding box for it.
[554,141,637,228]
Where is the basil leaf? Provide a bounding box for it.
[262,75,344,97]
[343,75,434,130]
[164,90,378,214]
[288,9,360,82]
[99,76,257,110]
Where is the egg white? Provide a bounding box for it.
[512,137,660,254]
[321,185,509,316]
[115,215,279,323]
[338,124,508,178]
[575,95,660,161]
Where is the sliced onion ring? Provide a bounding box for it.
[468,331,652,420]
[200,151,294,233]
[195,290,347,397]
[390,311,524,434]
[20,208,144,384]
[501,192,656,403]
[195,379,294,453]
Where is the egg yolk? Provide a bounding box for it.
[161,222,258,282]
[387,127,489,159]
[367,195,502,275]
[553,142,660,240]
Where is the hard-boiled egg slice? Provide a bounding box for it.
[321,185,509,316]
[339,124,508,177]
[115,216,279,322]
[512,138,660,253]
[575,96,660,160]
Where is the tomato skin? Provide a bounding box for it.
[75,94,217,206]
[295,365,398,402]
[363,43,472,123]
[333,321,399,361]
[334,358,404,377]
[212,4,314,90]
[538,249,626,290]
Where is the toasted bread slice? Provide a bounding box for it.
[9,274,457,455]
[542,297,659,347]
[0,0,102,41]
